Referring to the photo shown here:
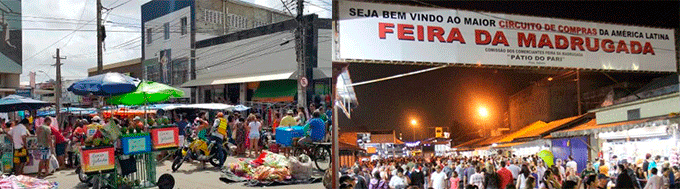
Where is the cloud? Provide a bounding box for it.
[22,0,329,83]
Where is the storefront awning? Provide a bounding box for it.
[181,71,296,88]
[551,114,679,138]
[251,80,297,102]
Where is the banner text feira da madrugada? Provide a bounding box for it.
[376,22,661,55]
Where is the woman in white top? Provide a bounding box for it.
[516,164,531,189]
[246,114,261,158]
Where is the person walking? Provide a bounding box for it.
[431,165,449,189]
[50,124,67,170]
[516,165,530,189]
[272,112,280,136]
[235,117,247,157]
[7,119,29,175]
[469,167,486,189]
[497,161,513,189]
[389,167,409,189]
[355,167,369,189]
[36,118,53,178]
[450,171,461,189]
[614,164,635,189]
[644,168,663,189]
[295,107,307,125]
[246,114,261,157]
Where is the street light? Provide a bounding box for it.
[410,119,417,142]
[478,106,489,118]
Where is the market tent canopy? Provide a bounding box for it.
[454,137,487,150]
[108,81,184,105]
[37,107,96,117]
[551,114,677,138]
[492,142,526,149]
[369,133,403,145]
[252,80,297,102]
[339,141,365,151]
[181,71,296,88]
[513,115,585,141]
[67,72,140,96]
[498,121,548,143]
[0,95,52,112]
[162,103,238,111]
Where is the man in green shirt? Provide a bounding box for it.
[581,161,596,181]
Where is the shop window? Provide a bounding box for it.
[627,109,640,120]
[146,28,152,44]
[180,17,187,35]
[171,59,188,85]
[163,23,170,40]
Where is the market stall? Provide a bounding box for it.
[68,73,180,188]
[552,114,680,166]
[0,95,53,175]
[221,151,321,187]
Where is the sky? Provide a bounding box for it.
[337,1,679,144]
[19,0,331,84]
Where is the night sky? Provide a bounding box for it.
[336,1,679,143]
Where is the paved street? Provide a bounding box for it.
[45,156,324,189]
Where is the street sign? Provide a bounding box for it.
[16,89,32,98]
[299,77,308,87]
[435,127,443,138]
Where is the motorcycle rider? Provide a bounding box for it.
[208,112,228,167]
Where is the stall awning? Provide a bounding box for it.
[551,115,678,138]
[454,137,487,150]
[492,142,526,149]
[251,80,297,102]
[498,121,548,143]
[181,68,330,88]
[181,71,296,88]
[340,141,365,151]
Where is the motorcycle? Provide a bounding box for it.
[172,127,227,172]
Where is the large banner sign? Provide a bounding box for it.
[336,1,676,72]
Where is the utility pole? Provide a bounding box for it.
[577,69,581,115]
[53,49,66,129]
[96,0,103,113]
[97,0,103,74]
[295,0,306,108]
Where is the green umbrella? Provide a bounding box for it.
[108,81,184,105]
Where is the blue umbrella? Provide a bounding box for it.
[67,72,140,96]
[0,95,52,112]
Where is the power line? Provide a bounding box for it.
[304,1,330,11]
[63,0,93,49]
[200,39,330,75]
[105,0,134,11]
[22,5,130,65]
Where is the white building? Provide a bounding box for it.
[181,15,332,104]
[141,0,292,103]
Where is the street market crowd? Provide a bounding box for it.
[337,154,680,189]
[0,103,332,177]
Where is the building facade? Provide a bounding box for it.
[180,14,331,105]
[0,0,21,97]
[87,58,143,78]
[141,0,292,103]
